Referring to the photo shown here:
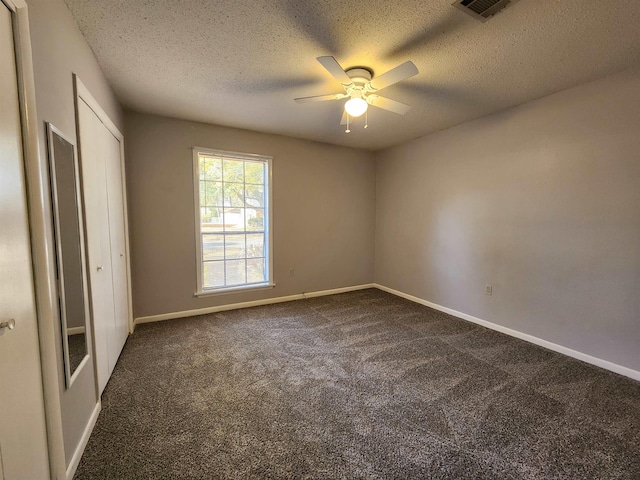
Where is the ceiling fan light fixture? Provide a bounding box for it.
[344,97,368,117]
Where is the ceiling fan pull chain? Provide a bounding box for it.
[365,109,369,129]
[345,114,351,134]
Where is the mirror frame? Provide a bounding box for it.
[46,122,91,389]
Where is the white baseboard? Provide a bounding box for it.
[66,326,85,335]
[374,284,640,382]
[66,400,101,480]
[134,284,376,326]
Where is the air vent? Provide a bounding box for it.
[452,0,519,22]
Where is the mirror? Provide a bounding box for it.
[47,123,90,388]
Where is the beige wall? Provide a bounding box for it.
[375,68,640,372]
[125,111,376,319]
[27,0,123,466]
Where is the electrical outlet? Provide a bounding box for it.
[289,268,295,277]
[485,284,493,296]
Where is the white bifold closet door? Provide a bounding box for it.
[77,97,129,394]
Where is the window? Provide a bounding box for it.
[193,147,272,295]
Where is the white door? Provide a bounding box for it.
[104,127,129,368]
[0,3,50,479]
[78,99,115,393]
[77,97,128,394]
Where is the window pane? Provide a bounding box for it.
[200,207,222,231]
[245,184,264,208]
[224,234,246,259]
[199,180,206,207]
[202,234,224,261]
[204,181,223,207]
[199,157,209,180]
[224,183,245,207]
[201,207,223,232]
[225,259,246,285]
[246,208,264,231]
[203,261,225,288]
[247,258,265,283]
[245,161,264,185]
[223,159,244,183]
[246,234,264,258]
[223,208,245,232]
[200,156,222,181]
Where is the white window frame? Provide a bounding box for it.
[192,147,274,297]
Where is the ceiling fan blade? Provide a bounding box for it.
[294,93,348,103]
[368,61,419,91]
[340,110,348,125]
[316,56,353,88]
[368,95,412,115]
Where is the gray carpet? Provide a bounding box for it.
[75,289,640,479]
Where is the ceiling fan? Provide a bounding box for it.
[295,56,419,133]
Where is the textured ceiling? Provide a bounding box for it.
[63,0,640,150]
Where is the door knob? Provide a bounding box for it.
[0,319,16,335]
[97,266,104,271]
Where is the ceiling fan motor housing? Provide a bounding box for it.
[345,67,374,101]
[346,67,373,86]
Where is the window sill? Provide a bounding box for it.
[194,282,276,298]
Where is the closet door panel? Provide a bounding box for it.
[103,126,128,369]
[76,78,130,395]
[78,100,115,393]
